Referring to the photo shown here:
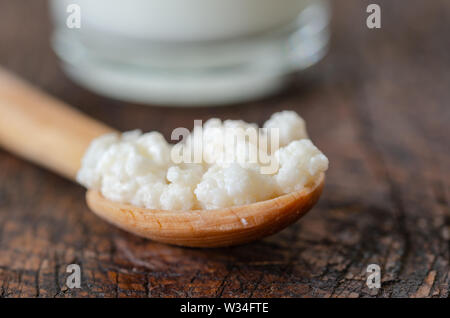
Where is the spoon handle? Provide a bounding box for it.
[0,68,114,181]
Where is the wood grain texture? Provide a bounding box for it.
[0,0,448,297]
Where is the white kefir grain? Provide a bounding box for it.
[77,111,328,210]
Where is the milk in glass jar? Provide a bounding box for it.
[50,0,330,105]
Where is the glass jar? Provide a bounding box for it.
[50,0,330,106]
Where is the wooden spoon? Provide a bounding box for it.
[0,69,325,247]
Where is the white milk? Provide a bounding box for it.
[50,0,330,105]
[51,0,312,41]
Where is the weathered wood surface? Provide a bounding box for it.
[0,0,448,298]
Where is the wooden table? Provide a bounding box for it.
[0,0,448,298]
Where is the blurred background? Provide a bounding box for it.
[0,0,448,298]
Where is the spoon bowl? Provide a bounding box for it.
[86,173,324,247]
